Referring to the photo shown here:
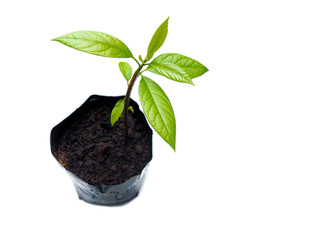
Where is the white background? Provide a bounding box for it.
[1,0,319,239]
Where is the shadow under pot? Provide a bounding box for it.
[50,95,153,206]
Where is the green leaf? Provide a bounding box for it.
[111,99,125,126]
[52,31,133,58]
[147,62,194,85]
[139,76,176,150]
[150,53,208,78]
[128,106,134,114]
[119,62,132,82]
[146,17,169,61]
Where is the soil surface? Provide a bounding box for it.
[55,103,152,185]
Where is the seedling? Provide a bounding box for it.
[52,17,208,151]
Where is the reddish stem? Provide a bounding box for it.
[123,64,144,143]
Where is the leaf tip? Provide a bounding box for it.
[171,143,176,152]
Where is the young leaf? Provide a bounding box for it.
[139,76,176,150]
[128,106,134,114]
[150,53,208,78]
[52,31,133,58]
[119,62,132,82]
[111,99,125,126]
[147,62,194,85]
[146,17,169,61]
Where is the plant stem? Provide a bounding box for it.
[123,63,144,143]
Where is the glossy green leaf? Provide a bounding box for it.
[146,17,169,61]
[150,53,208,78]
[139,55,144,62]
[111,99,125,126]
[139,76,176,150]
[119,62,132,82]
[147,62,194,85]
[52,31,132,58]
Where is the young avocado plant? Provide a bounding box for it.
[52,17,208,151]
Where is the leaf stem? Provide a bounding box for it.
[123,63,145,143]
[132,56,141,67]
[139,69,147,75]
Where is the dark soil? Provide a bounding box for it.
[54,103,152,186]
